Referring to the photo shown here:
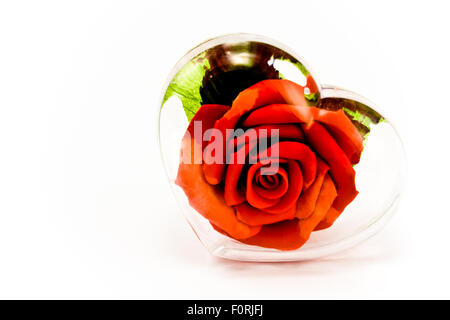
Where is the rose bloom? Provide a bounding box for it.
[176,79,363,250]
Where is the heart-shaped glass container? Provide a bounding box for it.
[158,33,406,262]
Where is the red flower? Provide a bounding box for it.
[176,79,363,250]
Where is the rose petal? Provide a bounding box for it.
[253,170,288,200]
[256,171,280,189]
[242,104,316,127]
[296,159,329,219]
[176,104,261,239]
[314,207,341,231]
[241,103,362,165]
[239,219,302,250]
[224,142,284,207]
[223,141,256,206]
[317,108,364,164]
[250,124,304,142]
[203,79,308,185]
[306,74,319,94]
[251,141,317,189]
[234,124,304,148]
[297,174,337,243]
[246,161,283,209]
[302,122,358,227]
[239,173,337,250]
[263,160,303,214]
[223,162,246,206]
[236,203,296,226]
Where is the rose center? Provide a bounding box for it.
[252,166,289,201]
[257,174,279,189]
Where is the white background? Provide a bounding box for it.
[0,0,449,299]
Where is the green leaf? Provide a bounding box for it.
[162,53,210,121]
[342,107,373,129]
[305,92,319,102]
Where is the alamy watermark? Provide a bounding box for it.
[182,121,280,174]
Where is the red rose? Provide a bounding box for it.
[176,79,363,250]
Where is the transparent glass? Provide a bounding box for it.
[158,33,406,261]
